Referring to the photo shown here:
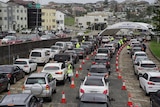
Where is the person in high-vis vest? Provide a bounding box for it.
[118,40,121,49]
[83,36,86,40]
[120,39,123,45]
[76,42,80,48]
[67,62,73,83]
[127,44,131,54]
[82,39,85,43]
[110,37,114,41]
[124,37,127,42]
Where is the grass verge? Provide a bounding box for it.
[149,40,160,59]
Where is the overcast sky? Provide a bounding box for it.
[0,0,155,4]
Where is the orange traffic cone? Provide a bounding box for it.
[91,52,94,56]
[116,65,119,72]
[86,55,89,60]
[79,64,82,71]
[75,70,79,78]
[61,91,66,103]
[115,60,118,66]
[70,78,75,88]
[81,59,85,64]
[118,72,122,79]
[121,80,127,90]
[127,93,133,106]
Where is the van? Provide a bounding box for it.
[29,48,50,64]
[55,41,67,52]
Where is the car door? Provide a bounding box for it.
[47,74,56,91]
[29,60,36,71]
[140,73,148,90]
[0,74,7,92]
[134,62,140,74]
[61,63,67,79]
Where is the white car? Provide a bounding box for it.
[41,63,68,85]
[13,58,37,74]
[103,43,116,54]
[132,51,147,61]
[50,45,61,59]
[134,59,159,79]
[139,72,160,96]
[79,76,109,98]
[21,29,31,34]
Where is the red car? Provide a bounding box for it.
[1,36,22,45]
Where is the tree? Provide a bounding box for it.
[152,5,160,31]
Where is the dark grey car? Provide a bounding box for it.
[0,93,43,107]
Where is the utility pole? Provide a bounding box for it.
[36,0,39,36]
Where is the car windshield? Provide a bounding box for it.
[98,49,109,53]
[79,102,107,107]
[90,68,107,73]
[150,77,160,82]
[104,46,112,48]
[26,77,46,84]
[51,46,59,50]
[85,78,104,86]
[44,66,59,70]
[135,54,146,57]
[141,64,156,68]
[14,61,27,64]
[31,52,41,57]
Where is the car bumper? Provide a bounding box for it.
[22,90,51,98]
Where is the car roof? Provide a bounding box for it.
[96,53,108,56]
[15,58,30,61]
[28,72,48,78]
[145,72,160,77]
[0,93,32,105]
[140,60,154,64]
[86,76,104,79]
[91,64,106,68]
[44,63,62,67]
[31,48,47,52]
[134,51,146,54]
[133,47,142,49]
[81,93,108,103]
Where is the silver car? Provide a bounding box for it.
[22,72,56,102]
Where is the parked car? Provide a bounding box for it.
[150,90,160,107]
[22,72,56,102]
[0,93,43,107]
[139,72,160,96]
[0,73,10,93]
[0,65,25,84]
[88,64,111,79]
[79,76,109,98]
[134,59,159,79]
[1,36,22,45]
[41,63,67,84]
[79,93,111,107]
[13,58,37,74]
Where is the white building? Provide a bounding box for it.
[0,1,27,31]
[56,11,65,30]
[75,11,114,29]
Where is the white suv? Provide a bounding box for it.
[139,72,160,96]
[134,59,159,79]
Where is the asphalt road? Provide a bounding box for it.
[0,40,159,107]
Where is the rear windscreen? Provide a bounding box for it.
[85,79,103,86]
[98,49,109,53]
[26,77,46,84]
[141,64,156,68]
[54,55,70,62]
[135,54,146,57]
[95,59,107,63]
[14,61,27,64]
[150,77,160,82]
[90,68,107,73]
[31,52,41,57]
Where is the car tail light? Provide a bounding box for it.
[105,74,108,78]
[80,52,83,54]
[138,67,143,70]
[103,90,108,94]
[80,89,85,93]
[92,62,96,64]
[7,73,11,78]
[148,82,155,85]
[106,62,110,65]
[88,73,91,76]
[22,85,25,90]
[154,67,159,70]
[46,84,50,90]
[55,72,63,74]
[24,65,29,67]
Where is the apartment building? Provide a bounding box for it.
[41,8,56,30]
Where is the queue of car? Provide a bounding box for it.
[128,38,160,107]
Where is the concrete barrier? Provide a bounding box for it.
[0,37,72,64]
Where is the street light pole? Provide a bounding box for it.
[36,0,39,35]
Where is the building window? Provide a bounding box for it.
[25,25,26,27]
[21,10,23,13]
[21,25,23,28]
[0,10,1,12]
[53,13,55,16]
[104,18,107,21]
[52,19,55,22]
[79,23,82,25]
[17,10,19,13]
[42,12,45,16]
[95,18,98,21]
[4,9,6,12]
[4,17,7,20]
[17,16,19,20]
[53,25,55,28]
[24,10,26,13]
[42,19,45,22]
[0,17,2,20]
[25,17,26,20]
[86,22,90,25]
[21,17,23,20]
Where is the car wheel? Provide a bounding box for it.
[62,77,65,85]
[144,87,149,96]
[5,82,10,91]
[139,82,142,88]
[13,77,17,84]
